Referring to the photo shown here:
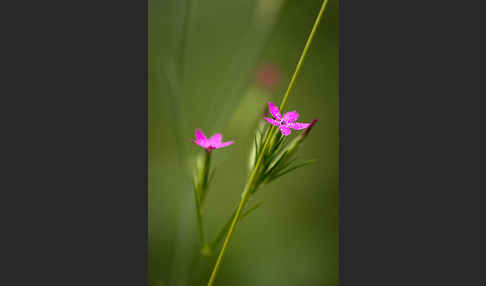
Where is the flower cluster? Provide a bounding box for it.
[247,102,317,193]
[190,101,317,254]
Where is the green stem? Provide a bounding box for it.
[206,1,329,285]
[211,205,238,251]
[207,125,275,286]
[193,176,206,250]
[206,143,268,286]
[201,150,211,204]
[210,201,264,250]
[179,0,197,86]
[279,0,329,111]
[195,151,212,252]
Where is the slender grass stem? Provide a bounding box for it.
[193,183,205,247]
[206,129,272,286]
[194,150,212,252]
[279,0,329,111]
[179,0,197,86]
[206,1,329,285]
[209,0,287,132]
[167,2,200,285]
[201,150,211,204]
[210,201,264,250]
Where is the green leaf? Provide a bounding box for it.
[240,201,264,220]
[264,150,292,179]
[193,181,201,210]
[210,201,264,249]
[268,133,285,155]
[270,159,317,182]
[208,168,216,187]
[200,168,216,206]
[253,135,259,159]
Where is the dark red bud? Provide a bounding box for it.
[263,104,269,117]
[302,118,318,137]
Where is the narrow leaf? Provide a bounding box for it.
[210,201,264,249]
[240,201,264,220]
[271,159,317,181]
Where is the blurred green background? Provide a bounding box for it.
[149,0,338,285]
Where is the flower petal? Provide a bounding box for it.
[215,141,234,149]
[264,117,280,126]
[282,110,299,123]
[268,102,281,120]
[279,126,291,136]
[289,122,310,130]
[208,133,222,145]
[191,139,206,148]
[195,128,207,142]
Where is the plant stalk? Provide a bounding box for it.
[206,1,329,285]
[206,130,272,286]
[194,150,211,252]
[279,0,329,111]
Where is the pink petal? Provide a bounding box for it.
[264,117,280,126]
[282,110,299,123]
[289,122,310,130]
[208,133,222,145]
[215,141,234,149]
[195,129,207,142]
[191,139,206,148]
[279,126,291,136]
[268,102,281,121]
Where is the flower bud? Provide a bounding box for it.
[301,118,318,138]
[285,119,318,158]
[263,104,269,118]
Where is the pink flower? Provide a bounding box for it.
[264,102,310,136]
[191,129,234,151]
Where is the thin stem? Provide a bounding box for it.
[201,150,211,204]
[208,0,287,131]
[210,201,264,250]
[166,1,199,286]
[195,151,211,251]
[190,154,212,284]
[193,175,205,249]
[206,133,271,286]
[211,205,238,250]
[206,1,329,285]
[207,125,275,286]
[279,0,329,111]
[196,208,206,249]
[179,0,197,86]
